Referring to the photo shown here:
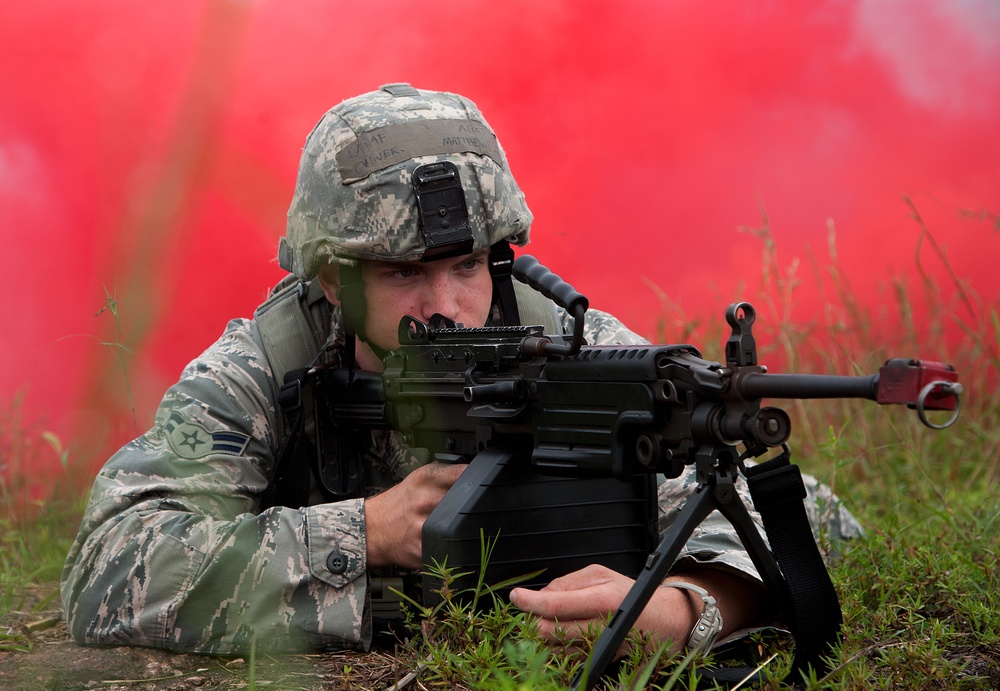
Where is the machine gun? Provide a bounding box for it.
[315,255,962,687]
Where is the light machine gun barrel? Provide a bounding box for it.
[369,281,960,481]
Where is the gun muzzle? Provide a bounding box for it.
[876,358,963,429]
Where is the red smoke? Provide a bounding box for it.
[2,0,998,476]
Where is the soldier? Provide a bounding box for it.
[61,84,861,658]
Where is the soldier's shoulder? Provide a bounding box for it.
[577,308,649,346]
[194,318,269,371]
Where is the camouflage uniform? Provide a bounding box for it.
[61,84,862,656]
[61,298,861,655]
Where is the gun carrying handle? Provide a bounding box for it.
[513,255,589,315]
[513,254,588,356]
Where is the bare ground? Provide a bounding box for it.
[1,584,416,691]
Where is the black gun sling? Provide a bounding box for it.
[252,277,327,510]
[743,452,843,684]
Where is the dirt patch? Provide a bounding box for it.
[1,586,416,690]
[944,645,1000,689]
[0,642,409,690]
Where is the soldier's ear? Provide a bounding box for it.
[316,263,341,306]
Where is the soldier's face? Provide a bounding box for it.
[358,249,494,368]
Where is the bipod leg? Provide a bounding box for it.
[573,480,717,691]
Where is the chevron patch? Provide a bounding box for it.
[164,411,250,459]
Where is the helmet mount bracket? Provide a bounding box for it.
[412,161,475,262]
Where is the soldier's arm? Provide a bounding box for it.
[60,318,372,655]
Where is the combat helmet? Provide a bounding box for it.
[280,83,532,277]
[279,83,533,347]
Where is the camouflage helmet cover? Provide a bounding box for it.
[280,83,533,279]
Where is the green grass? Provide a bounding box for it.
[0,402,83,652]
[797,408,1000,691]
[0,504,78,652]
[1,202,997,687]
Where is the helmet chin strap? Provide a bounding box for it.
[335,262,391,365]
[488,241,521,327]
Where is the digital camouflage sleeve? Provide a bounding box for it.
[61,291,861,655]
[61,307,372,654]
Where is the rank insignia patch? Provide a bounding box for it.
[164,412,250,459]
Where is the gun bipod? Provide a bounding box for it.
[575,443,837,690]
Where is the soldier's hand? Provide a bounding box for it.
[509,565,648,654]
[510,563,765,656]
[364,462,467,569]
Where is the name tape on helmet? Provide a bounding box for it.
[336,119,504,183]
